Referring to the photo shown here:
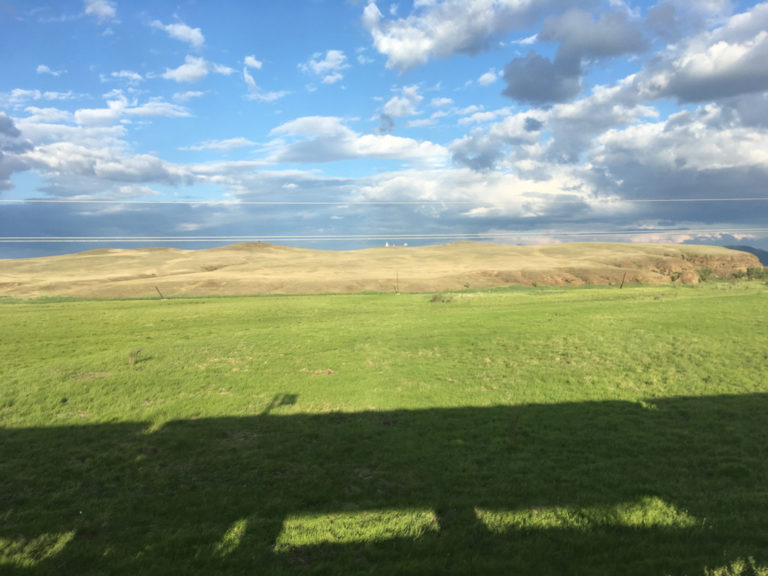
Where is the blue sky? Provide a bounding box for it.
[1,0,767,257]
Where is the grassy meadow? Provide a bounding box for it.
[2,282,768,574]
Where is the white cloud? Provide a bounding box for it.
[247,90,290,103]
[24,142,188,185]
[162,55,233,83]
[513,33,538,45]
[244,55,263,69]
[267,116,448,165]
[109,70,143,84]
[84,0,116,23]
[594,107,768,172]
[173,91,204,102]
[151,20,205,48]
[73,91,190,126]
[243,67,257,90]
[128,100,191,119]
[36,64,65,77]
[458,107,512,125]
[383,85,422,117]
[632,3,768,102]
[23,107,74,123]
[180,137,257,152]
[0,89,77,109]
[430,97,453,107]
[363,0,544,71]
[300,50,349,84]
[477,69,497,86]
[243,63,289,103]
[356,47,375,65]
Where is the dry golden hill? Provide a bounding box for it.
[0,242,760,299]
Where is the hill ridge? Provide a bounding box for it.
[0,242,760,299]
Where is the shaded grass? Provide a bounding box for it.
[1,283,768,574]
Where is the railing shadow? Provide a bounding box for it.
[2,393,768,574]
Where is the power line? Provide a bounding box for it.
[3,229,768,243]
[1,197,768,206]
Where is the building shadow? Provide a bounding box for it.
[2,393,768,574]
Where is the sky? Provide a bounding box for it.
[1,0,767,258]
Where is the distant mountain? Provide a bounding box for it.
[726,246,768,266]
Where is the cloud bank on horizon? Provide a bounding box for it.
[1,0,767,256]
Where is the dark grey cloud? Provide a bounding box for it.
[502,50,582,105]
[725,93,768,128]
[645,2,681,41]
[660,41,768,103]
[540,8,648,63]
[378,113,395,134]
[635,3,768,103]
[645,0,734,42]
[502,9,647,106]
[451,139,506,172]
[0,113,33,191]
[524,117,545,132]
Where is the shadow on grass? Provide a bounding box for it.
[2,394,768,575]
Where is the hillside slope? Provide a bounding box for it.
[726,245,768,265]
[0,242,760,298]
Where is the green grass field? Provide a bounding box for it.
[2,283,768,575]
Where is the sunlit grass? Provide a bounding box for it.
[0,531,76,569]
[475,496,698,533]
[274,509,440,551]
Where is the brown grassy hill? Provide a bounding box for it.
[0,242,760,299]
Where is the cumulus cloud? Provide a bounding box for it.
[453,77,660,171]
[363,0,547,71]
[655,31,768,102]
[383,85,422,117]
[646,0,734,41]
[73,91,190,126]
[540,8,648,63]
[502,51,581,105]
[267,116,448,165]
[24,142,190,186]
[0,114,33,190]
[162,55,233,83]
[451,112,542,171]
[623,3,768,104]
[299,50,349,84]
[502,9,647,105]
[151,20,205,48]
[22,107,73,123]
[84,0,116,23]
[477,69,498,86]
